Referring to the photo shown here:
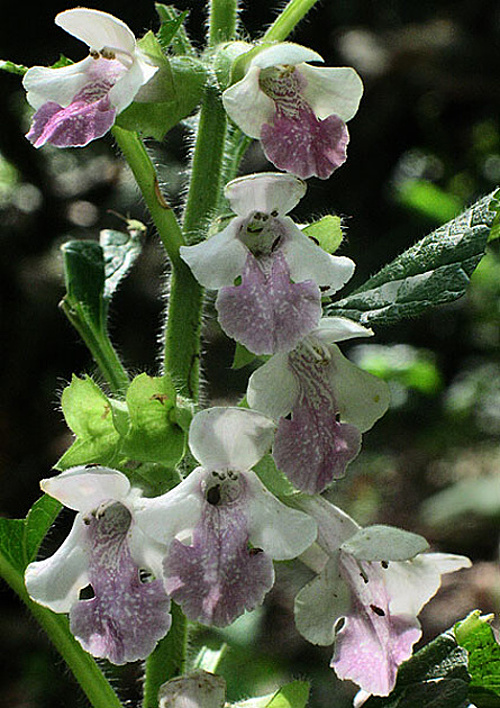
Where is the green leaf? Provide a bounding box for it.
[61,240,105,331]
[232,342,258,369]
[155,4,192,54]
[56,375,121,469]
[0,59,28,75]
[397,180,464,224]
[265,681,309,708]
[455,610,500,705]
[254,455,297,499]
[488,188,500,242]
[326,192,497,327]
[0,517,26,574]
[361,631,470,708]
[302,215,343,254]
[122,373,185,465]
[117,55,207,140]
[24,494,62,564]
[100,221,145,301]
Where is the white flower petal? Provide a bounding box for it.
[282,224,355,290]
[189,408,275,472]
[56,8,136,54]
[341,525,429,562]
[294,555,350,645]
[249,43,323,70]
[326,345,390,432]
[246,352,298,420]
[244,471,317,560]
[25,515,89,612]
[313,317,374,344]
[134,470,203,546]
[385,552,471,617]
[41,466,131,511]
[180,221,246,289]
[224,172,306,217]
[296,496,359,554]
[23,57,96,110]
[298,65,363,122]
[222,67,275,139]
[108,54,158,113]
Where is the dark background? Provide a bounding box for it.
[1,1,500,706]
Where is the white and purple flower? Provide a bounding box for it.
[294,497,472,697]
[24,465,171,664]
[138,407,318,627]
[222,43,363,180]
[180,173,355,355]
[23,8,159,148]
[247,317,390,494]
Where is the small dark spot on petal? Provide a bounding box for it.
[249,547,263,556]
[360,571,369,584]
[79,584,95,600]
[85,463,100,469]
[370,604,385,617]
[381,560,389,569]
[139,569,154,584]
[207,484,221,506]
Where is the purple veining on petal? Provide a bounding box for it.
[258,66,349,180]
[164,471,274,627]
[273,342,361,494]
[332,553,421,696]
[69,501,171,664]
[216,251,321,355]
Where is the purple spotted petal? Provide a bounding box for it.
[332,553,421,696]
[261,108,349,180]
[272,345,361,493]
[274,404,361,494]
[27,95,117,148]
[69,501,171,664]
[164,477,274,626]
[216,251,321,355]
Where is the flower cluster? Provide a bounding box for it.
[22,7,473,702]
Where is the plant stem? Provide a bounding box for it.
[60,300,130,396]
[0,556,122,708]
[143,603,187,708]
[263,0,321,42]
[208,0,239,46]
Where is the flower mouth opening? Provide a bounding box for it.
[203,470,241,506]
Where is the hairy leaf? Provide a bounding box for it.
[326,192,497,326]
[455,611,500,706]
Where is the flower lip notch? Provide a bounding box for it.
[222,42,364,179]
[25,465,172,664]
[23,7,158,148]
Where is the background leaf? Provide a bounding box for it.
[326,192,497,326]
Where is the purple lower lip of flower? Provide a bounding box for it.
[164,475,274,627]
[26,94,117,148]
[69,501,171,664]
[272,344,361,493]
[261,107,349,180]
[331,553,421,696]
[216,251,321,355]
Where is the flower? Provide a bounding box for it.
[138,407,318,627]
[222,43,363,179]
[247,317,390,493]
[294,497,472,697]
[180,173,355,355]
[23,8,159,148]
[24,465,171,664]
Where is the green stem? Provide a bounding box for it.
[112,127,202,398]
[263,0,321,42]
[208,0,239,46]
[60,300,130,396]
[0,558,122,708]
[111,127,184,266]
[143,603,187,708]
